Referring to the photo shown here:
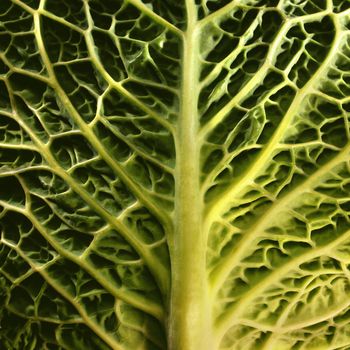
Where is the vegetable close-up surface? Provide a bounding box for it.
[1,0,350,349]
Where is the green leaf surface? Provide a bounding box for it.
[1,0,350,349]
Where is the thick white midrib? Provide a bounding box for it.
[168,5,212,349]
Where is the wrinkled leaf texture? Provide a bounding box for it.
[1,0,350,349]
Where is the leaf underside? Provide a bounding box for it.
[1,0,350,349]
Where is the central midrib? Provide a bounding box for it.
[168,3,212,349]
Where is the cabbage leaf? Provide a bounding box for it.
[1,0,350,349]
